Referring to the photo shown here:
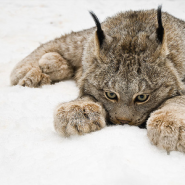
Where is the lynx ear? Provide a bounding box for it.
[89,11,105,55]
[157,6,164,43]
[156,6,169,56]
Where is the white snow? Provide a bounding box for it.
[1,0,185,185]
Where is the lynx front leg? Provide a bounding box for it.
[54,96,106,137]
[147,96,185,153]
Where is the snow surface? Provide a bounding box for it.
[1,0,185,185]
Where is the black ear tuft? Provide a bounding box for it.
[156,5,164,43]
[89,11,105,46]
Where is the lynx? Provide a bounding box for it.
[10,6,185,153]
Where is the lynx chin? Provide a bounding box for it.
[10,6,185,153]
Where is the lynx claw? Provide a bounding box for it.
[147,109,185,153]
[54,100,106,137]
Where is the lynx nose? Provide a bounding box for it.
[116,117,132,125]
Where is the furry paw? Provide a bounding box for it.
[39,52,73,82]
[54,99,106,137]
[18,67,51,87]
[147,109,185,153]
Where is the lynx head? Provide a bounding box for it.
[79,7,184,126]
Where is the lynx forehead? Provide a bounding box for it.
[10,6,185,153]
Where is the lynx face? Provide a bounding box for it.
[81,52,181,126]
[80,10,184,126]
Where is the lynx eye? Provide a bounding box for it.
[105,92,117,100]
[135,94,150,103]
